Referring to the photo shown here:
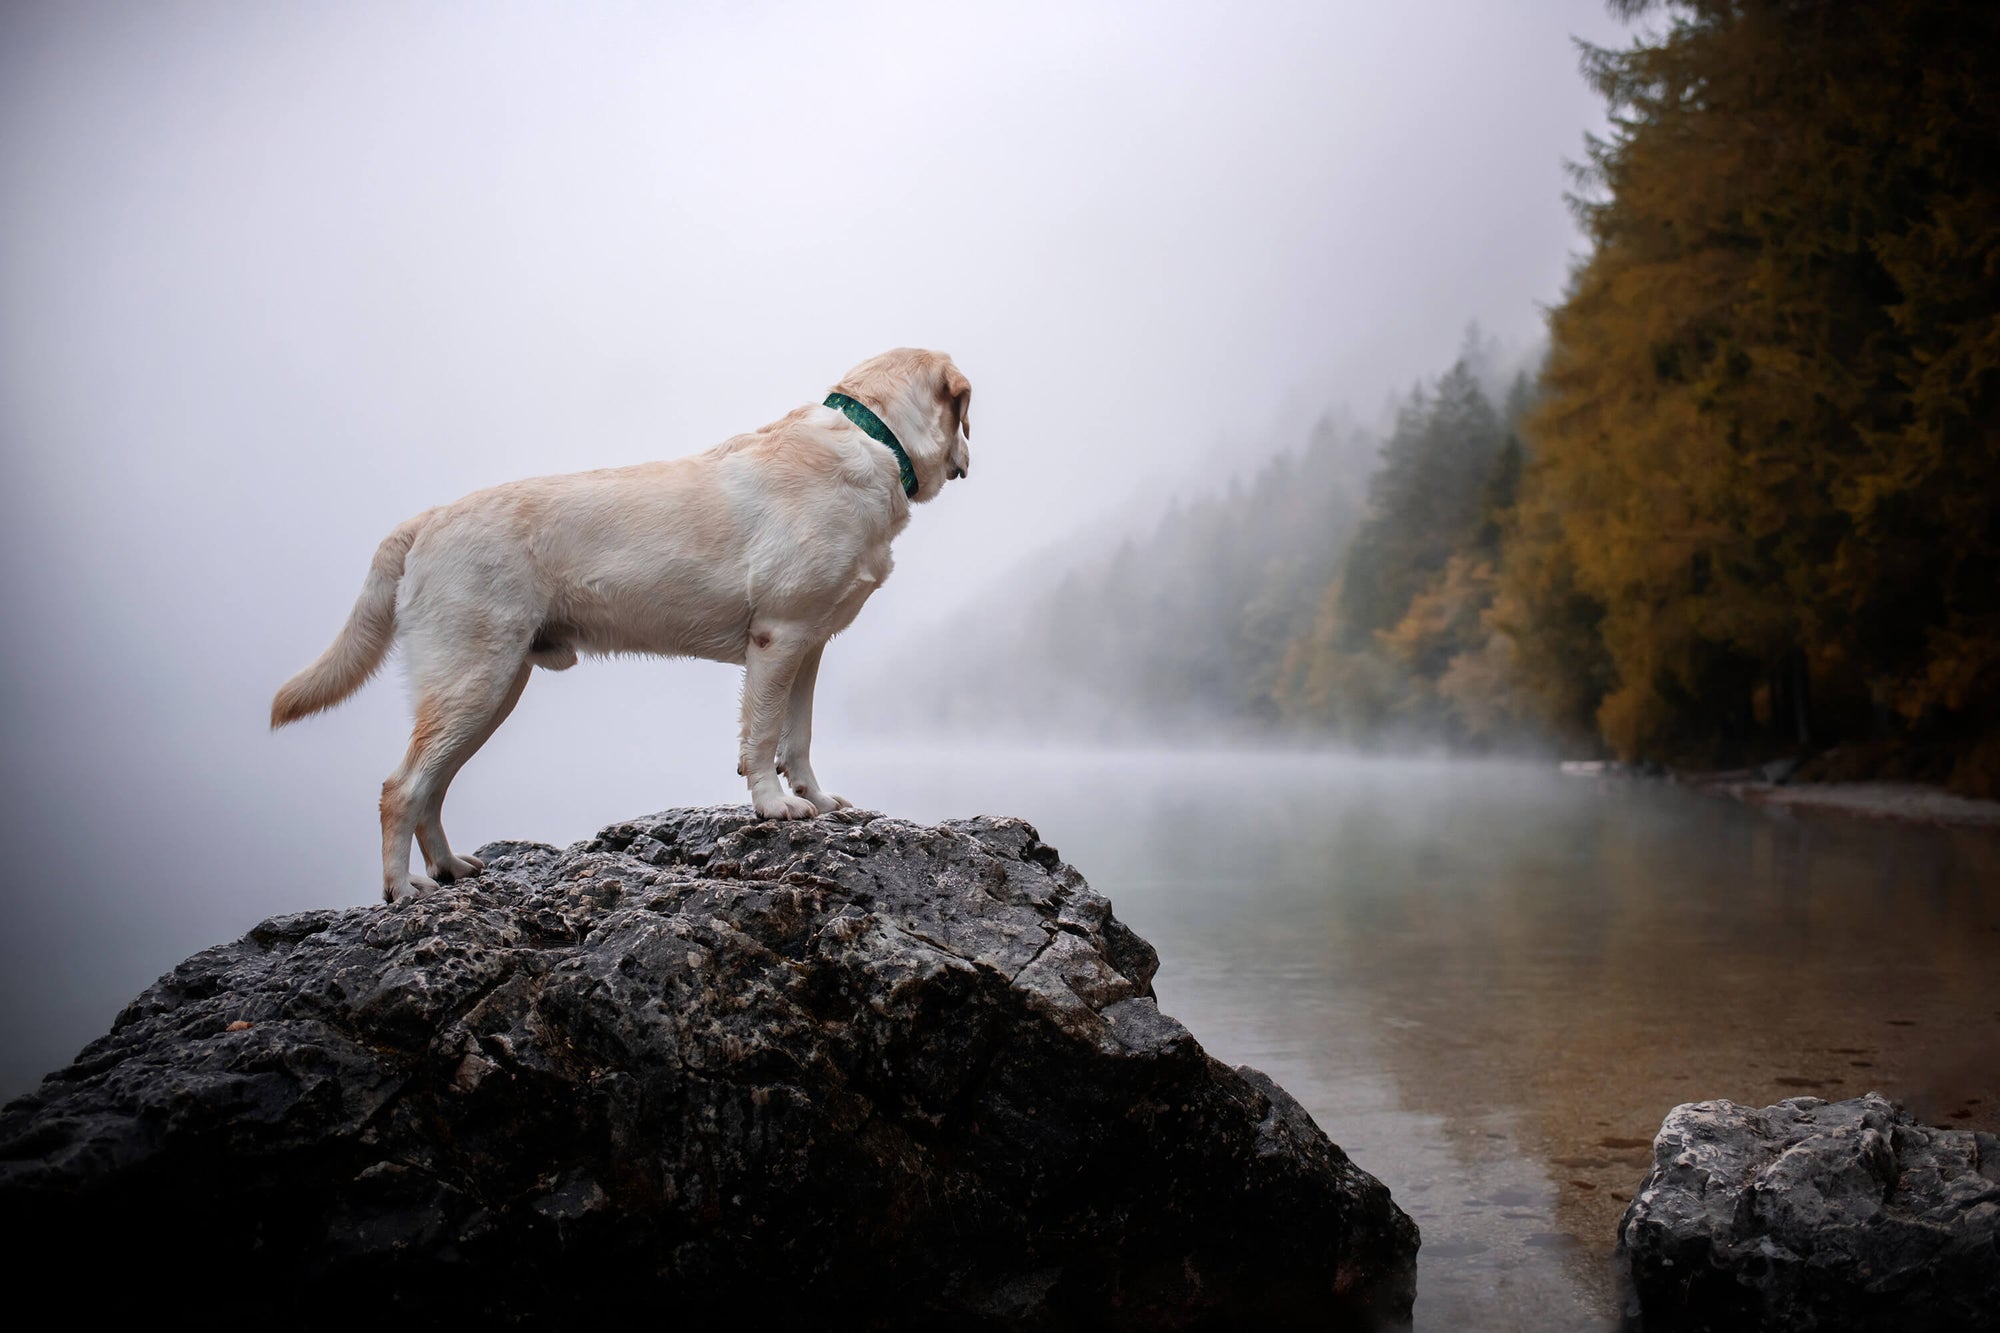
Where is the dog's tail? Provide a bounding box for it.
[270,513,430,729]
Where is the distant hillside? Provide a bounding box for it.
[883,343,1533,748]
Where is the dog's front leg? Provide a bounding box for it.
[740,623,818,820]
[776,641,850,815]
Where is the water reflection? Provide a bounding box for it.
[840,750,2000,1331]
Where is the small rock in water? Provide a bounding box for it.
[1755,755,1802,784]
[1618,1092,2000,1331]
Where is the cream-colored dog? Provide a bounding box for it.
[272,348,972,903]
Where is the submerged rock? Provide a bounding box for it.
[1618,1093,2000,1331]
[0,807,1417,1328]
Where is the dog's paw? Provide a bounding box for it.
[428,852,485,884]
[753,791,820,821]
[384,872,441,905]
[797,789,852,815]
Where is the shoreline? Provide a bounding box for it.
[1683,773,2000,830]
[1557,758,2000,829]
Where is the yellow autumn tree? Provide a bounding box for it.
[1509,0,2000,788]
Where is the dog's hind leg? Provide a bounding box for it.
[776,642,850,815]
[740,621,817,821]
[413,660,531,886]
[381,654,531,904]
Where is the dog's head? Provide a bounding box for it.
[832,348,972,502]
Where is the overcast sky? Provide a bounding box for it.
[0,0,1626,1094]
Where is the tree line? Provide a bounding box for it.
[1507,0,1999,791]
[913,0,1998,793]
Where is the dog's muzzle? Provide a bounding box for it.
[947,463,967,480]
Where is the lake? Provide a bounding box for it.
[839,749,2000,1330]
[7,744,1997,1328]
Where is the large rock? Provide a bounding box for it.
[1618,1093,2000,1331]
[0,808,1417,1328]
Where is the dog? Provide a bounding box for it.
[272,348,972,903]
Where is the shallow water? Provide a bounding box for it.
[838,749,2000,1331]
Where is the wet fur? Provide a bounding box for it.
[272,348,973,902]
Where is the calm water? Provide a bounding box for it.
[843,750,2000,1331]
[9,747,1998,1328]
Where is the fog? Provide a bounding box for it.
[0,0,1624,1094]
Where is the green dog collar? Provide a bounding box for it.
[825,392,918,498]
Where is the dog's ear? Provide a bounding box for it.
[941,362,972,440]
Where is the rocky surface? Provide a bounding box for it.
[1618,1093,2000,1331]
[0,807,1417,1328]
